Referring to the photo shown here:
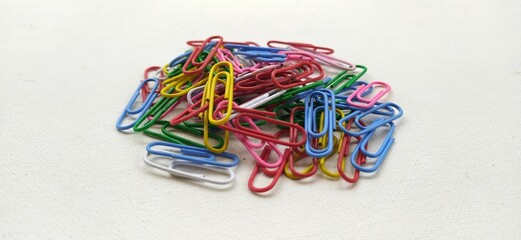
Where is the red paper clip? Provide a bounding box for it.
[337,119,367,183]
[182,36,223,75]
[271,61,324,89]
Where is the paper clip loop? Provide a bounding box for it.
[116,78,159,131]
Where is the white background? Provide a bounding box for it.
[1,0,521,239]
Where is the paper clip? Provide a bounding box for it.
[141,66,162,102]
[271,60,325,89]
[189,40,259,47]
[267,40,335,55]
[146,141,239,168]
[169,93,221,126]
[359,121,395,158]
[161,121,225,149]
[280,50,315,61]
[203,101,230,154]
[116,78,160,131]
[224,44,286,63]
[323,65,367,94]
[248,146,289,193]
[160,72,207,98]
[205,61,234,126]
[144,141,238,185]
[338,102,403,137]
[225,114,307,147]
[229,89,286,120]
[285,152,318,179]
[231,110,284,168]
[142,120,183,144]
[281,106,317,179]
[264,127,317,179]
[143,155,236,185]
[147,141,214,161]
[133,94,183,132]
[304,89,336,158]
[168,50,193,68]
[346,81,391,109]
[317,109,346,178]
[336,118,366,183]
[235,50,286,62]
[339,135,366,182]
[267,40,355,70]
[295,47,356,70]
[182,36,222,75]
[216,48,259,74]
[351,130,394,173]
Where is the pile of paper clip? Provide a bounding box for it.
[116,36,403,193]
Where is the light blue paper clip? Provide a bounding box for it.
[338,102,403,137]
[304,89,336,158]
[116,78,159,131]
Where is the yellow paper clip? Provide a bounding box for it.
[160,71,208,98]
[204,61,234,126]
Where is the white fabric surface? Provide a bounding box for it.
[1,0,521,239]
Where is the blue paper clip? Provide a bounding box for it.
[223,44,285,52]
[147,141,215,161]
[146,141,239,168]
[116,78,159,131]
[351,135,394,173]
[304,89,336,158]
[359,120,395,158]
[224,44,287,62]
[354,102,403,130]
[235,50,287,62]
[338,102,403,136]
[143,141,239,185]
[168,50,193,67]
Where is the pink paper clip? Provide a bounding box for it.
[346,81,391,109]
[235,118,285,168]
[216,48,261,75]
[280,50,315,61]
